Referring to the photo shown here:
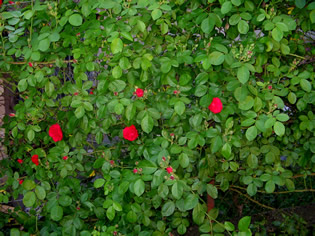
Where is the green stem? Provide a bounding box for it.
[288,53,305,60]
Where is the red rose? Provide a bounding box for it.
[123,125,139,141]
[9,1,14,4]
[17,159,23,164]
[31,154,39,166]
[9,113,15,117]
[63,156,68,160]
[135,88,144,97]
[166,166,173,174]
[133,168,138,173]
[49,124,63,142]
[28,62,33,67]
[208,97,223,114]
[0,0,2,7]
[19,179,24,185]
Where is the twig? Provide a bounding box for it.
[230,188,276,211]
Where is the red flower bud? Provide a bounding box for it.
[77,207,80,210]
[19,179,24,185]
[63,156,68,160]
[170,175,174,180]
[114,92,118,96]
[208,97,223,114]
[123,125,139,141]
[268,85,272,90]
[9,1,14,4]
[166,166,173,174]
[90,91,94,95]
[74,92,79,96]
[133,168,138,173]
[31,154,39,166]
[173,90,179,94]
[76,33,80,36]
[17,159,23,164]
[28,62,33,67]
[135,88,144,97]
[9,113,15,117]
[73,59,77,63]
[49,124,63,142]
[110,160,115,165]
[162,157,166,161]
[170,133,174,137]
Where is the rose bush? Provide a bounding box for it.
[0,0,314,235]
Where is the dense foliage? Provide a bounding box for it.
[0,0,314,235]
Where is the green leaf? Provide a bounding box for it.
[211,136,223,154]
[10,228,20,236]
[288,92,296,104]
[112,66,122,78]
[238,216,251,231]
[23,180,36,190]
[272,27,283,42]
[69,14,83,26]
[224,221,235,231]
[127,210,137,223]
[174,101,185,116]
[274,121,285,136]
[151,9,162,20]
[109,80,126,92]
[75,106,85,119]
[162,201,175,216]
[237,66,249,84]
[221,1,232,14]
[179,153,189,168]
[184,194,198,210]
[23,191,36,207]
[247,183,257,196]
[265,180,275,193]
[172,181,184,199]
[134,179,145,197]
[141,115,154,134]
[239,96,254,110]
[201,17,215,34]
[121,31,133,41]
[295,0,306,8]
[276,114,289,122]
[206,184,218,199]
[137,160,157,174]
[193,203,205,225]
[18,79,28,92]
[238,20,249,34]
[137,20,146,32]
[38,38,50,52]
[111,38,123,54]
[300,79,312,93]
[245,126,257,141]
[209,51,225,65]
[106,206,115,221]
[231,0,242,6]
[221,143,231,158]
[310,9,315,23]
[94,178,105,188]
[35,186,46,200]
[27,129,35,142]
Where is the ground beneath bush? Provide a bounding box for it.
[172,203,315,235]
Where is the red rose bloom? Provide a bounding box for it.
[17,159,23,164]
[208,97,223,114]
[123,125,139,141]
[166,166,173,174]
[19,179,24,185]
[31,154,39,166]
[135,88,144,97]
[63,156,68,160]
[28,62,33,67]
[49,124,63,142]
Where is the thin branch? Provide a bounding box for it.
[230,188,276,211]
[8,60,76,65]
